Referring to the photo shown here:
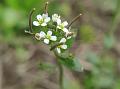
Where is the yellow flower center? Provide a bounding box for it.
[46,35,51,39]
[39,19,44,24]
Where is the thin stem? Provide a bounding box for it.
[54,51,64,89]
[44,2,49,14]
[57,59,63,89]
[25,30,35,35]
[29,8,36,33]
[68,13,82,28]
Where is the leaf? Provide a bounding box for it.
[59,53,83,72]
[71,58,84,72]
[66,37,75,48]
[59,53,75,68]
[38,62,55,72]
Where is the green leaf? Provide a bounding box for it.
[66,37,75,48]
[38,62,55,72]
[71,58,84,72]
[59,53,83,72]
[59,53,75,68]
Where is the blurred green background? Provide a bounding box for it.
[0,0,120,89]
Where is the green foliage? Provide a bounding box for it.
[66,37,75,48]
[5,0,45,10]
[84,51,116,89]
[38,62,55,72]
[59,52,83,72]
[59,53,75,68]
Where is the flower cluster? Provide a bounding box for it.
[33,13,73,53]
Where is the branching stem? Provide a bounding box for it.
[25,30,35,35]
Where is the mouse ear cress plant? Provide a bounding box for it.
[25,2,83,89]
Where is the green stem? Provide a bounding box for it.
[57,59,63,89]
[54,50,64,89]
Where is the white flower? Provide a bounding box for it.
[56,38,67,53]
[33,13,50,27]
[34,31,46,40]
[52,14,60,22]
[57,20,69,33]
[39,31,57,44]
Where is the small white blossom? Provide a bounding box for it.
[33,13,50,27]
[57,20,69,33]
[52,14,61,22]
[39,31,57,44]
[56,38,67,53]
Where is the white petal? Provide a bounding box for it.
[40,31,46,38]
[57,48,61,53]
[67,36,72,39]
[41,23,47,26]
[57,19,61,25]
[63,28,69,33]
[61,45,67,49]
[44,39,50,44]
[33,21,40,26]
[52,14,57,22]
[63,21,68,26]
[37,15,42,20]
[42,13,48,18]
[50,36,57,41]
[45,17,50,22]
[52,14,60,22]
[47,31,52,36]
[60,38,66,43]
[52,14,59,18]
